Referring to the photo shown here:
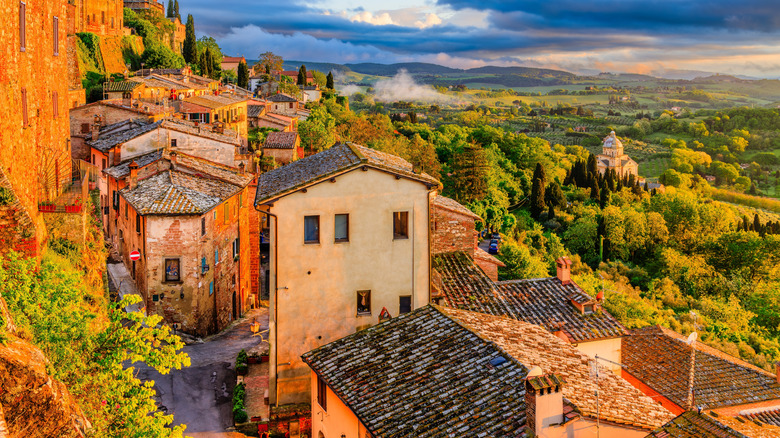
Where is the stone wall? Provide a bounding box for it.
[432,205,478,255]
[0,0,73,254]
[72,0,124,37]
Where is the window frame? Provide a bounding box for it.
[19,2,26,53]
[317,376,327,411]
[201,216,206,236]
[21,87,28,127]
[334,213,349,243]
[53,16,59,56]
[232,238,239,260]
[399,295,412,314]
[393,211,409,240]
[357,290,371,316]
[170,138,177,148]
[304,215,320,244]
[135,213,141,233]
[164,258,181,283]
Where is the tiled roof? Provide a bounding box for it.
[255,143,439,205]
[442,307,675,429]
[247,104,265,118]
[120,170,242,215]
[263,132,298,149]
[103,150,163,179]
[104,81,143,92]
[160,118,241,146]
[623,326,780,410]
[302,305,529,437]
[267,93,297,102]
[222,56,245,63]
[182,94,246,110]
[647,411,749,438]
[718,412,780,437]
[174,153,253,187]
[433,252,627,342]
[88,120,160,153]
[433,195,481,220]
[71,99,167,116]
[743,407,780,426]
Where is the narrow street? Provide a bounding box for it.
[135,308,269,438]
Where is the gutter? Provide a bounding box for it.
[253,202,280,406]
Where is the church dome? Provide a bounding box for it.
[603,131,623,149]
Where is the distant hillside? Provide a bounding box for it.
[284,61,351,74]
[466,66,575,78]
[344,62,463,75]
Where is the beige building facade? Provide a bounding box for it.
[596,131,638,177]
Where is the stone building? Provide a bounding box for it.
[262,131,301,165]
[71,0,124,36]
[168,16,185,54]
[221,56,246,75]
[180,94,248,140]
[114,150,254,335]
[1,0,73,254]
[596,131,638,178]
[254,142,440,405]
[266,92,299,117]
[123,0,164,14]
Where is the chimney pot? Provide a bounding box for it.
[556,256,572,285]
[525,370,565,436]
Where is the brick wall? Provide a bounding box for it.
[431,206,478,255]
[0,0,73,254]
[72,0,124,37]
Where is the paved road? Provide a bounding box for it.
[135,308,269,438]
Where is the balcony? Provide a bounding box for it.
[38,159,98,214]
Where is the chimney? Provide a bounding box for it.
[170,151,178,170]
[238,161,245,174]
[556,257,572,285]
[91,117,102,141]
[128,161,139,190]
[525,367,564,437]
[113,145,122,166]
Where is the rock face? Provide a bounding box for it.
[0,298,90,438]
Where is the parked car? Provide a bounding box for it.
[492,232,501,242]
[488,241,499,254]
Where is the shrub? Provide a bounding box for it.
[233,408,248,424]
[236,363,248,375]
[236,349,248,366]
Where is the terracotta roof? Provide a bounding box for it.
[718,412,780,437]
[103,150,163,179]
[267,93,297,103]
[623,326,780,410]
[222,56,245,63]
[433,195,481,220]
[247,104,266,118]
[160,118,241,146]
[301,305,529,437]
[433,252,627,342]
[647,411,749,438]
[263,132,298,149]
[442,307,675,429]
[70,99,167,116]
[302,305,673,436]
[174,152,253,187]
[743,407,780,426]
[104,81,143,92]
[182,94,246,110]
[255,143,439,205]
[88,120,160,153]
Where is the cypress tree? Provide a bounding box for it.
[174,0,181,20]
[530,163,547,219]
[547,205,555,220]
[587,153,598,177]
[590,178,600,200]
[599,181,610,209]
[167,0,174,17]
[297,65,307,85]
[326,71,335,89]
[237,60,249,89]
[545,181,566,208]
[754,214,762,233]
[183,14,197,64]
[644,181,649,191]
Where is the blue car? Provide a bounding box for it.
[488,241,499,254]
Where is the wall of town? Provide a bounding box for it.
[69,104,155,160]
[262,148,297,166]
[0,0,73,253]
[165,129,240,167]
[268,169,433,405]
[573,337,622,373]
[431,205,478,255]
[72,0,124,36]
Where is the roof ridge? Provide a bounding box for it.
[344,142,367,163]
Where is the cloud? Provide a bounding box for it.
[338,84,363,95]
[372,70,453,103]
[349,11,395,26]
[414,13,442,28]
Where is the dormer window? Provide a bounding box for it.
[583,304,594,315]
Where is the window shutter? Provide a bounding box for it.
[53,91,58,118]
[21,88,27,126]
[19,2,26,52]
[53,16,59,56]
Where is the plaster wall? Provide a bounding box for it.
[268,168,432,404]
[574,337,622,373]
[309,371,369,438]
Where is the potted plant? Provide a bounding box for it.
[260,352,269,363]
[38,201,54,212]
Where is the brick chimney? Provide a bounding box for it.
[170,151,178,170]
[91,118,102,141]
[556,257,572,285]
[525,367,565,436]
[238,161,245,174]
[128,161,139,190]
[112,145,122,166]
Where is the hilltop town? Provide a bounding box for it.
[3,1,780,438]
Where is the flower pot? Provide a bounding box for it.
[247,356,259,364]
[260,355,269,363]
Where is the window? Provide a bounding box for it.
[289,102,294,109]
[125,202,128,219]
[232,238,239,260]
[101,11,105,24]
[53,16,59,56]
[101,158,106,170]
[21,87,27,126]
[201,217,206,236]
[393,211,408,239]
[357,290,371,315]
[334,214,349,242]
[81,123,90,133]
[201,257,208,274]
[584,304,594,315]
[52,91,58,118]
[209,281,214,295]
[215,248,219,265]
[223,202,229,222]
[135,214,141,233]
[19,2,25,52]
[112,191,119,210]
[317,376,327,411]
[238,193,243,209]
[304,215,319,243]
[170,138,177,148]
[164,258,181,282]
[399,296,412,314]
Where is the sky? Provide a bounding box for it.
[182,0,780,78]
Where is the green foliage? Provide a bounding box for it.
[183,15,197,64]
[299,104,336,154]
[0,187,14,205]
[326,71,335,90]
[237,60,249,89]
[141,43,184,69]
[0,251,189,437]
[196,37,223,78]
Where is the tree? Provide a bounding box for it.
[530,163,547,219]
[545,181,566,209]
[141,43,184,69]
[298,105,336,154]
[297,64,308,86]
[237,60,249,89]
[450,143,490,204]
[198,47,213,78]
[326,71,335,90]
[182,15,197,64]
[166,0,173,18]
[174,0,180,20]
[256,52,283,77]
